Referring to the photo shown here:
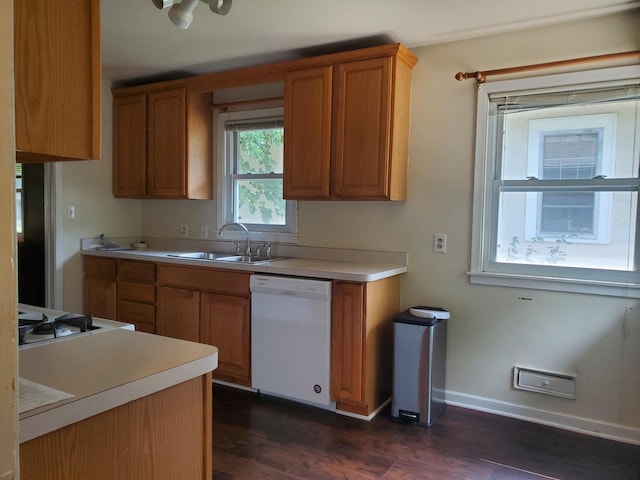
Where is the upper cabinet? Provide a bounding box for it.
[284,45,417,201]
[111,43,415,201]
[112,87,213,199]
[14,0,101,163]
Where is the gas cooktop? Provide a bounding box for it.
[18,304,134,348]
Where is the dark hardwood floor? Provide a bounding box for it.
[212,385,640,480]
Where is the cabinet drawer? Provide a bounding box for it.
[134,323,156,334]
[118,299,155,326]
[118,280,155,304]
[118,259,156,283]
[84,257,117,279]
[157,265,250,296]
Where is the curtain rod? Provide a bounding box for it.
[455,51,640,83]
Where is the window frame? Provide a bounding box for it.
[215,106,298,244]
[468,65,640,298]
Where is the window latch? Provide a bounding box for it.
[593,175,607,179]
[526,176,538,180]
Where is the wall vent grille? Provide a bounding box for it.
[513,366,576,399]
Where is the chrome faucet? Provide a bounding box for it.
[218,222,251,256]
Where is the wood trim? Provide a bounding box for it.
[363,276,401,411]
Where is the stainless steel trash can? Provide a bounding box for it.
[391,306,449,426]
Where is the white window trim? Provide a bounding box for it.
[468,65,640,299]
[215,106,298,244]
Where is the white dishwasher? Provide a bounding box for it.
[250,274,335,409]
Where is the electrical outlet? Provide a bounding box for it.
[180,224,188,238]
[200,225,209,239]
[433,234,447,253]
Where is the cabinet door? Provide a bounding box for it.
[147,88,187,197]
[157,286,200,342]
[331,282,365,407]
[113,94,147,197]
[84,277,117,321]
[200,293,251,386]
[14,0,101,162]
[283,66,332,200]
[332,57,392,199]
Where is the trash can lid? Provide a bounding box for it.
[409,306,449,319]
[394,306,449,326]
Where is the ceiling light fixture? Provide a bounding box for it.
[152,0,232,29]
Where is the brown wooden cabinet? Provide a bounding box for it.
[117,259,157,333]
[284,45,416,201]
[84,257,157,330]
[331,276,401,416]
[83,257,117,320]
[157,286,201,342]
[14,0,101,163]
[200,293,251,385]
[20,374,212,480]
[112,87,212,199]
[157,265,252,386]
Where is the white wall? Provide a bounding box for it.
[62,11,640,441]
[60,81,141,313]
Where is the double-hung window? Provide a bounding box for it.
[216,106,297,243]
[469,66,640,297]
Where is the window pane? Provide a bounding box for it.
[496,190,636,270]
[235,178,286,225]
[540,192,595,234]
[542,133,599,179]
[237,128,284,174]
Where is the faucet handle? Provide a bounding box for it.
[254,243,266,257]
[265,242,272,258]
[232,242,242,253]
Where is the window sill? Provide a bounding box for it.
[467,271,640,299]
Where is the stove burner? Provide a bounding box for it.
[18,311,95,345]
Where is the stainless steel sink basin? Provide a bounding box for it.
[167,252,285,264]
[166,251,229,260]
[214,255,285,265]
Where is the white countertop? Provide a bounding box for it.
[83,248,407,282]
[19,329,218,443]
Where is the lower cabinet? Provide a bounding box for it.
[83,257,117,320]
[83,255,402,407]
[20,374,212,479]
[117,259,157,333]
[84,257,157,331]
[157,265,252,387]
[200,293,250,386]
[331,276,401,416]
[157,286,201,342]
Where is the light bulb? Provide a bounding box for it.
[168,0,200,29]
[209,0,232,15]
[152,0,174,9]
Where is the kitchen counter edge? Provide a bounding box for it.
[82,248,408,282]
[19,329,218,443]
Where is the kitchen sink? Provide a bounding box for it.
[166,252,285,264]
[215,255,275,265]
[166,251,230,260]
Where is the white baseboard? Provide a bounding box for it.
[446,390,640,445]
